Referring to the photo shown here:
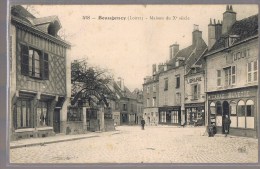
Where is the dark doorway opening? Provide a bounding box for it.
[222,101,229,133]
[53,109,60,133]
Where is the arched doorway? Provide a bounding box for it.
[222,101,229,133]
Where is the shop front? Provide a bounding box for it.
[159,106,181,125]
[185,103,205,126]
[208,86,258,138]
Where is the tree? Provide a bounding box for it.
[71,59,116,108]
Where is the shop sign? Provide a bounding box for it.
[187,76,202,84]
[208,89,254,100]
[185,103,205,108]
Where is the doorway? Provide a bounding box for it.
[53,109,60,133]
[222,101,229,133]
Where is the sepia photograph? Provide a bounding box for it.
[7,3,259,165]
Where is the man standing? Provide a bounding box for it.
[223,115,231,137]
[141,118,145,130]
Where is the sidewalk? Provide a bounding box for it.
[10,131,119,149]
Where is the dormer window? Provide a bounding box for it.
[48,23,57,36]
[225,35,239,47]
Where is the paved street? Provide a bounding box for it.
[10,126,258,163]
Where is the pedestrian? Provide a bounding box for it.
[141,118,145,130]
[223,115,231,137]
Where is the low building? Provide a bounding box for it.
[9,5,71,140]
[205,5,258,137]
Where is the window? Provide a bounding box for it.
[146,99,149,107]
[224,66,235,86]
[191,84,200,100]
[246,100,254,117]
[123,104,127,111]
[164,78,168,91]
[230,101,237,115]
[153,84,156,92]
[216,101,222,116]
[172,111,179,124]
[37,101,49,126]
[152,97,156,107]
[246,100,254,129]
[237,100,245,116]
[21,44,49,79]
[176,76,180,88]
[175,93,181,105]
[217,70,221,86]
[147,86,150,94]
[15,99,31,129]
[247,60,258,83]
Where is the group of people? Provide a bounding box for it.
[140,115,232,137]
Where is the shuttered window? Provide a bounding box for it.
[20,44,49,80]
[247,60,258,83]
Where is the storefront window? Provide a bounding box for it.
[15,99,31,129]
[237,100,245,128]
[237,100,245,116]
[37,101,49,127]
[246,100,254,129]
[216,101,222,116]
[246,100,254,117]
[230,101,237,128]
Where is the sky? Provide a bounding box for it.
[28,4,258,91]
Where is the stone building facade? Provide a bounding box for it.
[142,64,160,125]
[9,5,71,140]
[205,5,258,137]
[158,26,207,126]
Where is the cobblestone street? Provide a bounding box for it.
[10,126,258,163]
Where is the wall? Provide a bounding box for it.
[15,28,67,96]
[206,39,258,92]
[159,67,185,108]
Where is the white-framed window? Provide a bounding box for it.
[224,66,236,86]
[217,70,221,86]
[152,97,156,107]
[191,84,201,100]
[247,60,258,83]
[147,86,150,94]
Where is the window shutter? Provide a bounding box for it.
[21,45,29,75]
[198,84,201,98]
[43,53,49,80]
[232,66,236,84]
[247,62,252,83]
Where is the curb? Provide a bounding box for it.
[10,135,99,149]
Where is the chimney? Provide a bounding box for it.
[208,18,222,50]
[170,42,179,59]
[222,5,236,34]
[152,64,157,74]
[192,24,202,46]
[158,63,164,72]
[118,77,124,91]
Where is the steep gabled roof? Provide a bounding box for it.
[167,45,195,69]
[209,14,258,52]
